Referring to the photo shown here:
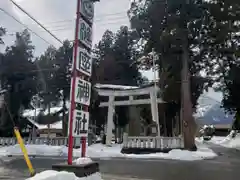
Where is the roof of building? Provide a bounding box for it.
[23,106,63,130]
[0,89,7,95]
[27,117,62,130]
[94,82,157,91]
[22,107,63,117]
[95,83,139,90]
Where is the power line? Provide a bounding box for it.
[4,0,129,45]
[6,0,129,42]
[42,11,128,25]
[47,19,129,31]
[7,15,129,35]
[42,15,128,29]
[8,0,63,45]
[0,8,54,46]
[8,19,130,35]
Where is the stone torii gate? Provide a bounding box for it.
[95,83,165,145]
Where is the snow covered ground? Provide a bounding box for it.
[0,141,217,161]
[0,144,81,157]
[208,133,240,150]
[26,171,103,180]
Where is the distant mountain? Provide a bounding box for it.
[196,95,234,126]
[196,95,219,117]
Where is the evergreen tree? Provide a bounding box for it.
[36,46,59,109]
[204,0,240,130]
[129,0,209,148]
[112,26,142,86]
[92,27,144,130]
[54,40,73,135]
[0,30,37,135]
[200,0,240,83]
[222,64,240,130]
[94,27,143,86]
[34,46,59,139]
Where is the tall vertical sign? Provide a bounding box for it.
[68,0,97,165]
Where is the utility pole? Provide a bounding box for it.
[152,49,161,137]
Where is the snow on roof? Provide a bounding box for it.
[27,118,62,130]
[38,121,62,130]
[94,83,138,90]
[22,107,63,117]
[0,89,7,94]
[23,106,63,130]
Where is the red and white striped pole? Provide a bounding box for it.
[67,0,81,165]
[68,0,98,165]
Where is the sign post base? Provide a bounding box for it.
[81,136,87,157]
[52,162,99,178]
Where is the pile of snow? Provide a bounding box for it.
[26,171,102,180]
[0,141,217,161]
[209,130,236,144]
[74,157,93,165]
[86,142,216,161]
[0,144,81,157]
[223,134,240,149]
[210,131,240,150]
[87,144,123,158]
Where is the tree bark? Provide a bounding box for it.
[128,106,141,136]
[181,41,197,150]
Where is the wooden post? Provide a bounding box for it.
[123,132,128,147]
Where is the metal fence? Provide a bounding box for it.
[123,134,184,149]
[0,132,97,147]
[0,137,81,147]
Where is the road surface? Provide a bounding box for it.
[0,144,240,180]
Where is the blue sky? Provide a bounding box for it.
[0,0,222,101]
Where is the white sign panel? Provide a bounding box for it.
[74,77,91,106]
[80,0,94,23]
[79,18,92,49]
[76,48,92,76]
[72,109,89,137]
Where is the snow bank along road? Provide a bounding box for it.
[1,146,240,180]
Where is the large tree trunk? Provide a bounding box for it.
[181,41,197,150]
[128,106,141,136]
[232,109,240,130]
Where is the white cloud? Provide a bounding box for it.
[1,0,130,56]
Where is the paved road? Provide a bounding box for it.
[1,144,240,180]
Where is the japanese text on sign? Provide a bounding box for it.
[75,77,91,106]
[80,0,94,22]
[72,109,89,137]
[79,19,92,49]
[76,48,92,76]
